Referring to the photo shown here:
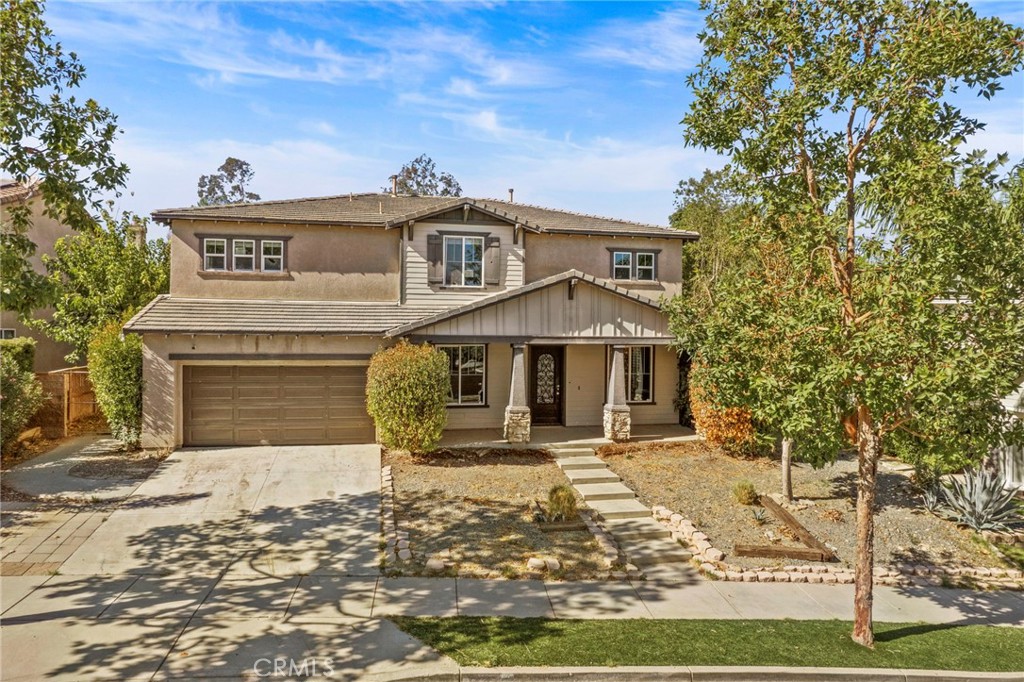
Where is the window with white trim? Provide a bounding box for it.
[439,344,486,405]
[611,250,657,281]
[0,329,16,340]
[444,235,484,287]
[233,239,255,271]
[611,345,653,403]
[262,240,284,272]
[204,238,227,270]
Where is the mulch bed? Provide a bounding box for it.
[598,441,1008,570]
[385,448,606,579]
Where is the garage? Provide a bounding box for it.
[183,365,375,446]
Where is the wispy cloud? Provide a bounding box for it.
[579,6,705,73]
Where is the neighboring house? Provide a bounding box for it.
[997,382,1024,490]
[125,193,698,449]
[0,179,77,372]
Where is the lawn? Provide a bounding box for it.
[394,617,1024,671]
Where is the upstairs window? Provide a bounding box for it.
[262,240,284,272]
[444,235,484,287]
[204,238,227,271]
[611,250,658,281]
[233,239,255,271]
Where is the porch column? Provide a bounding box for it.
[604,344,631,441]
[504,343,531,443]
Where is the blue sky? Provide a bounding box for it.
[44,1,1024,233]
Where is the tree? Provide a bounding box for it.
[41,209,169,362]
[196,157,261,206]
[678,0,1024,647]
[387,154,462,197]
[1,0,129,316]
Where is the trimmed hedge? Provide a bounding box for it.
[0,337,36,373]
[1,351,45,451]
[87,320,143,447]
[366,341,449,453]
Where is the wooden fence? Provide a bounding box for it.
[33,367,100,437]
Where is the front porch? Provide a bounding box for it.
[439,423,699,450]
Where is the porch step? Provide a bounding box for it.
[574,482,635,501]
[547,447,597,458]
[600,517,671,541]
[556,456,607,471]
[617,537,694,567]
[564,469,620,485]
[587,498,651,520]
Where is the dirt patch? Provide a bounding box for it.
[385,448,605,579]
[67,448,168,480]
[598,441,1007,570]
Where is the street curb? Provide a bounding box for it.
[457,667,1024,682]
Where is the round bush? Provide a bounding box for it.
[366,341,449,454]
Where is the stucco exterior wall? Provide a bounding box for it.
[139,333,388,449]
[0,197,78,371]
[524,233,683,299]
[169,220,400,301]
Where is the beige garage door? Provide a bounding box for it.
[183,365,375,446]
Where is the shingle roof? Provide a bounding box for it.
[385,270,663,337]
[151,193,697,240]
[123,295,449,335]
[0,179,39,205]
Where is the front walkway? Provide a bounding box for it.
[440,423,698,449]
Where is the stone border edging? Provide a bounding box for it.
[649,505,1024,589]
[457,666,1022,681]
[381,465,411,569]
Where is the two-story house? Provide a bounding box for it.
[125,193,697,449]
[0,179,77,372]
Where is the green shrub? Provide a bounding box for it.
[732,480,759,505]
[87,320,143,447]
[0,337,37,373]
[1,351,45,451]
[366,341,449,453]
[547,484,578,521]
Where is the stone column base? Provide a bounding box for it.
[603,405,631,441]
[504,406,532,444]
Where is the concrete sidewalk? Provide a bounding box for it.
[2,434,142,502]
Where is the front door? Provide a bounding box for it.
[530,346,564,425]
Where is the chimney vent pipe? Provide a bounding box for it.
[508,188,514,203]
[390,175,398,197]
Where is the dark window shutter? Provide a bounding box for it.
[484,236,501,285]
[427,234,443,283]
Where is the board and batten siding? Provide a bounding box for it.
[411,280,670,339]
[404,221,524,305]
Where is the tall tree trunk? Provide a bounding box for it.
[852,404,880,648]
[781,438,793,502]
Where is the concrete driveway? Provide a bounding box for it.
[59,444,383,578]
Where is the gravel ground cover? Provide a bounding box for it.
[385,448,606,579]
[598,441,1007,570]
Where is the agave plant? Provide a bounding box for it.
[920,483,945,515]
[940,467,1022,532]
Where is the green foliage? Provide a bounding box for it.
[366,341,449,453]
[87,319,142,447]
[0,351,45,450]
[750,507,768,526]
[732,480,758,506]
[940,467,1022,532]
[41,209,168,363]
[197,157,260,206]
[387,154,462,197]
[0,336,36,373]
[1,0,129,316]
[546,484,578,522]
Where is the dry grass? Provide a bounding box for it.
[385,448,606,579]
[599,441,1006,570]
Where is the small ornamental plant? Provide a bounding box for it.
[546,484,578,522]
[366,341,449,454]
